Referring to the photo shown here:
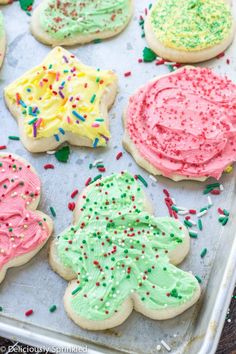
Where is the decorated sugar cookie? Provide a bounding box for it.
[50,171,200,330]
[4,46,118,153]
[0,12,6,68]
[123,66,236,181]
[145,0,235,63]
[31,0,133,46]
[0,154,53,284]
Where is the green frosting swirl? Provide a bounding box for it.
[150,0,233,51]
[56,172,198,321]
[39,0,131,40]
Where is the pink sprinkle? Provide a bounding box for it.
[36,118,42,128]
[56,72,60,81]
[71,189,79,199]
[92,123,100,128]
[67,116,71,123]
[85,177,91,186]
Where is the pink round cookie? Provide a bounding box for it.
[0,154,53,283]
[123,66,236,181]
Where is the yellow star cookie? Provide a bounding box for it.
[4,46,118,152]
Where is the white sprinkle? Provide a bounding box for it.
[161,340,171,352]
[93,159,103,166]
[197,210,208,218]
[177,210,188,215]
[227,318,231,323]
[156,344,162,351]
[46,150,56,155]
[176,206,186,211]
[149,175,157,182]
[207,196,213,206]
[188,219,197,226]
[220,184,224,191]
[171,198,176,205]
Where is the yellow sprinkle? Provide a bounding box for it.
[224,165,233,173]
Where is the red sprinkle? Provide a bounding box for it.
[163,189,170,197]
[189,209,196,214]
[138,58,143,63]
[226,59,230,65]
[156,59,165,65]
[216,52,225,59]
[71,189,79,199]
[44,164,54,170]
[0,145,7,150]
[85,177,92,186]
[68,202,75,211]
[98,167,106,172]
[25,309,33,317]
[124,71,131,77]
[116,152,123,160]
[210,189,220,195]
[218,207,224,215]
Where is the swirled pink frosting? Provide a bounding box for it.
[126,67,236,179]
[0,155,51,269]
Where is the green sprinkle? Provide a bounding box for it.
[71,286,82,295]
[198,219,203,231]
[8,136,20,141]
[137,174,148,187]
[93,39,102,44]
[200,248,207,258]
[0,306,3,311]
[49,305,57,313]
[195,275,202,284]
[200,207,208,212]
[223,209,230,216]
[93,174,102,182]
[222,217,229,226]
[189,231,198,238]
[171,205,179,212]
[28,118,38,125]
[184,219,192,228]
[50,207,56,218]
[167,65,175,72]
[19,0,33,11]
[90,94,96,104]
[142,47,157,62]
[206,182,220,189]
[55,146,70,163]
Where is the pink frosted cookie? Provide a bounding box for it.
[123,66,236,181]
[0,154,53,283]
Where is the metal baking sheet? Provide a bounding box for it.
[0,1,236,353]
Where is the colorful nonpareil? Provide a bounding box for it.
[144,0,235,63]
[4,46,118,153]
[50,171,200,330]
[123,66,236,181]
[31,0,133,46]
[0,154,53,283]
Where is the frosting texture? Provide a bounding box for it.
[5,47,116,147]
[39,0,131,40]
[150,0,233,51]
[126,67,236,180]
[55,172,198,321]
[0,155,50,270]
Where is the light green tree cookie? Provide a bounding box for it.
[50,172,200,330]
